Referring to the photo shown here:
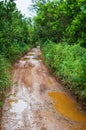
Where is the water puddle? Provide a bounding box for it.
[48,92,86,122]
[24,55,34,59]
[10,99,27,114]
[27,53,34,56]
[23,57,30,60]
[23,55,41,60]
[32,57,41,60]
[30,60,39,67]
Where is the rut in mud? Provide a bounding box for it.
[1,47,86,130]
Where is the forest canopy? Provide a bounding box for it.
[32,0,86,47]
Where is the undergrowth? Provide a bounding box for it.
[42,40,86,100]
[0,55,11,106]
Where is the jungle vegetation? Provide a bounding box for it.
[0,0,32,105]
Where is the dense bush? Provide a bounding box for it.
[0,55,11,106]
[0,0,31,106]
[7,42,29,63]
[42,40,86,99]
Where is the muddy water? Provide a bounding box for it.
[48,92,86,122]
[1,47,86,130]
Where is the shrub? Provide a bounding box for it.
[42,40,86,99]
[0,55,11,106]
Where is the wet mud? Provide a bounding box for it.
[1,47,86,130]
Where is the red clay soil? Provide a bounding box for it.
[1,47,86,130]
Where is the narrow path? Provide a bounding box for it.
[1,47,86,130]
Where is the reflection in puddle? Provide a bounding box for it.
[10,99,27,114]
[48,92,86,122]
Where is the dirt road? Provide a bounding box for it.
[1,47,86,130]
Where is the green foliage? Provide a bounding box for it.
[0,55,10,91]
[33,0,62,42]
[42,40,86,99]
[65,11,86,46]
[0,55,11,105]
[0,0,31,105]
[7,42,22,62]
[32,0,86,46]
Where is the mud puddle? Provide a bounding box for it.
[48,92,86,122]
[10,99,27,114]
[1,46,86,130]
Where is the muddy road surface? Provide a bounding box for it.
[1,47,86,130]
